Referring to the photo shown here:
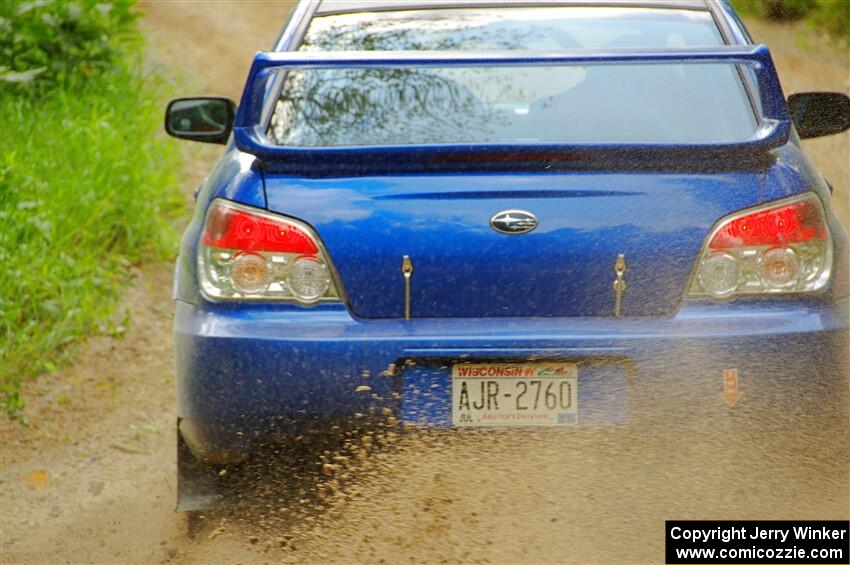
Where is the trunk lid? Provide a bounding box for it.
[264,171,763,318]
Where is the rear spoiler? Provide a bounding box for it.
[233,45,789,172]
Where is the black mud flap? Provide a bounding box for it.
[176,426,226,512]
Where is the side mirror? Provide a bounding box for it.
[787,92,850,139]
[165,97,236,144]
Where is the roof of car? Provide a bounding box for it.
[315,0,711,16]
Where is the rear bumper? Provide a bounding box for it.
[175,298,849,460]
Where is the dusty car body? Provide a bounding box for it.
[165,0,850,510]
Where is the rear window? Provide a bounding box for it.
[268,7,757,147]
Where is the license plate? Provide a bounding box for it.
[451,363,578,427]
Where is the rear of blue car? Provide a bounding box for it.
[167,0,849,505]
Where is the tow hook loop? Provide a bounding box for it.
[613,254,628,318]
[402,255,414,320]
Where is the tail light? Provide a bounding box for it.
[688,192,832,299]
[198,199,342,304]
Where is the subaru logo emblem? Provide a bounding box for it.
[490,209,538,235]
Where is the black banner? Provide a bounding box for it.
[666,521,849,564]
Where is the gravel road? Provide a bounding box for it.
[1,3,847,564]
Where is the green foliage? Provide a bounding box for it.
[808,0,850,41]
[733,0,811,18]
[0,0,140,91]
[732,0,850,40]
[0,1,183,418]
[762,0,813,20]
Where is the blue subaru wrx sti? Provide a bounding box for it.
[165,0,850,510]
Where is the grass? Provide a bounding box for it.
[0,60,184,419]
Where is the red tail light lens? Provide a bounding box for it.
[198,199,341,304]
[202,204,319,254]
[708,197,828,249]
[689,192,832,299]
